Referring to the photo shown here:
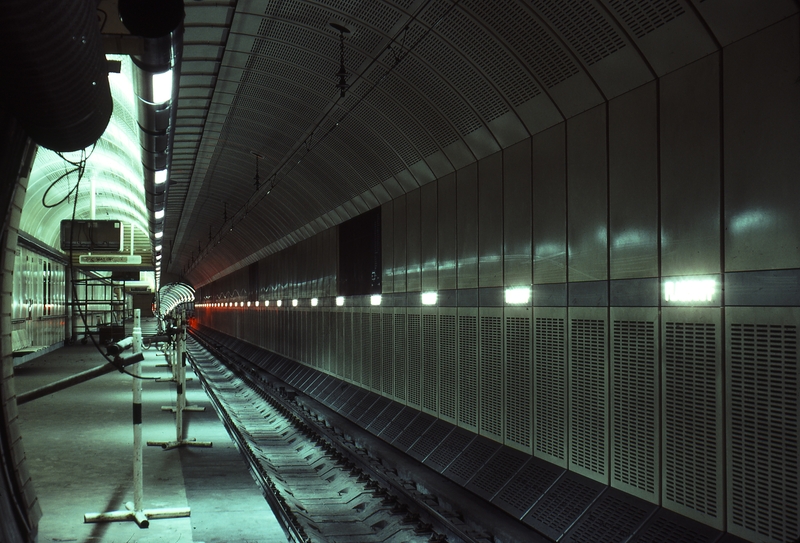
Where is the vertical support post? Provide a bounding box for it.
[175,312,185,442]
[131,309,144,515]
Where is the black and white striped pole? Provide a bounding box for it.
[85,309,191,527]
[148,309,211,450]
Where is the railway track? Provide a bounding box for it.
[186,331,487,543]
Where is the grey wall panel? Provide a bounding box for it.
[504,307,532,454]
[660,53,721,277]
[725,307,799,543]
[407,189,422,292]
[382,202,394,294]
[532,123,567,284]
[363,309,373,387]
[393,196,407,294]
[393,307,407,402]
[407,307,422,408]
[438,173,457,291]
[661,307,723,530]
[351,310,362,384]
[567,105,608,282]
[568,306,609,484]
[610,307,660,504]
[439,308,458,424]
[381,309,393,397]
[421,308,439,415]
[479,152,504,288]
[723,18,800,272]
[609,82,658,280]
[479,307,504,442]
[421,181,438,292]
[457,307,479,433]
[456,162,479,289]
[371,308,382,392]
[503,139,532,288]
[533,306,568,468]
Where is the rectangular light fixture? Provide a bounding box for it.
[292,299,298,307]
[154,169,167,185]
[664,279,716,302]
[505,287,531,304]
[311,298,318,307]
[255,301,260,307]
[336,296,345,307]
[276,300,282,307]
[152,69,173,104]
[154,209,165,220]
[370,294,382,306]
[421,292,438,305]
[155,231,163,239]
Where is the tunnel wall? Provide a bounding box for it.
[195,17,800,543]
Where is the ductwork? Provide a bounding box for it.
[120,0,185,277]
[0,0,113,152]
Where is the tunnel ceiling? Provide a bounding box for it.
[168,0,797,287]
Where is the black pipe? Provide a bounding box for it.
[0,0,113,152]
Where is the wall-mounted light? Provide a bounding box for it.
[336,296,345,307]
[505,287,531,305]
[421,292,438,305]
[152,69,173,104]
[155,231,163,239]
[247,301,251,307]
[154,209,164,220]
[154,169,167,185]
[255,301,260,307]
[664,279,716,302]
[277,300,282,307]
[311,298,318,307]
[265,300,270,307]
[292,299,298,307]
[155,244,163,252]
[370,294,382,306]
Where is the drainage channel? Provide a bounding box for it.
[186,334,468,543]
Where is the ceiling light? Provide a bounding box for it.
[155,231,163,239]
[155,209,165,220]
[152,69,173,104]
[155,244,162,252]
[154,169,167,185]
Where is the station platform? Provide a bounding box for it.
[13,323,286,543]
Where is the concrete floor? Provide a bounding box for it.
[14,339,287,543]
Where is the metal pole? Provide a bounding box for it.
[131,309,145,522]
[175,312,184,442]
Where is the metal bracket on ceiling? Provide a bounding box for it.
[330,22,351,98]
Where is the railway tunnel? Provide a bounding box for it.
[1,1,799,542]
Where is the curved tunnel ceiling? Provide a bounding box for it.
[167,0,798,287]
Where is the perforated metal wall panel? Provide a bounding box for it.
[393,308,407,402]
[466,445,529,501]
[457,308,479,432]
[662,308,723,530]
[630,507,723,543]
[380,407,418,444]
[442,435,502,487]
[726,307,799,543]
[363,309,373,387]
[611,307,659,503]
[407,308,422,408]
[480,308,504,442]
[407,419,455,462]
[569,307,609,484]
[343,308,353,381]
[436,309,458,423]
[381,310,393,396]
[422,309,439,415]
[504,307,532,453]
[371,309,382,391]
[492,456,564,520]
[523,471,606,540]
[424,426,477,474]
[351,310,362,384]
[534,307,568,467]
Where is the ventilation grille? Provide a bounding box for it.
[362,81,430,166]
[462,0,578,89]
[394,313,406,401]
[480,315,503,440]
[631,508,722,543]
[467,446,529,501]
[408,419,454,461]
[440,314,457,421]
[562,490,655,543]
[505,316,532,450]
[395,412,435,451]
[381,313,393,395]
[348,392,374,420]
[363,312,373,386]
[407,313,422,407]
[380,407,417,443]
[368,401,403,435]
[532,0,626,66]
[357,396,390,427]
[612,320,657,499]
[729,322,798,542]
[335,313,344,376]
[492,458,563,519]
[523,473,605,540]
[535,316,567,463]
[570,318,607,480]
[422,313,438,413]
[664,321,720,522]
[608,0,685,39]
[343,313,353,380]
[458,314,479,430]
[371,313,381,390]
[443,437,501,486]
[425,427,477,473]
[351,312,361,382]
